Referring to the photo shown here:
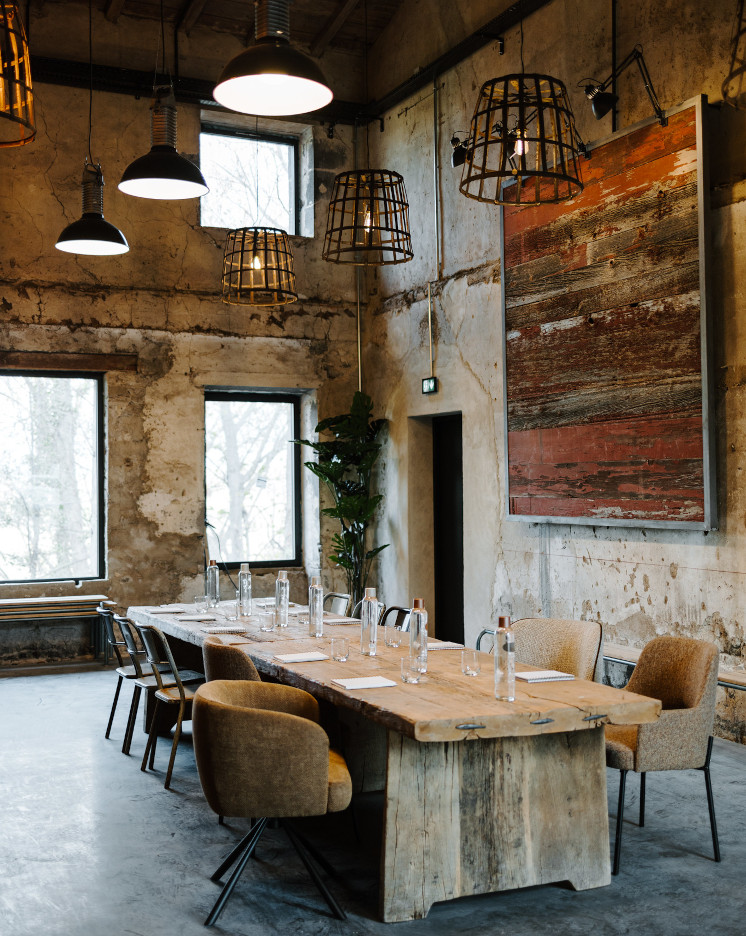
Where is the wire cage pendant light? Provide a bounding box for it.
[221,227,297,305]
[459,73,584,206]
[323,169,413,265]
[0,1,35,147]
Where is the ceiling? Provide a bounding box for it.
[93,0,402,56]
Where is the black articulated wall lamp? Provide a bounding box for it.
[582,45,667,127]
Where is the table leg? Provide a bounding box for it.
[379,726,610,922]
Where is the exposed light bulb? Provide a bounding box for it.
[252,254,262,270]
[512,128,528,159]
[363,207,372,231]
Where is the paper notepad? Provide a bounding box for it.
[428,641,464,650]
[179,614,218,622]
[143,605,186,613]
[331,676,397,690]
[273,652,329,663]
[516,670,575,682]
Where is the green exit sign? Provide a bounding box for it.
[421,377,439,394]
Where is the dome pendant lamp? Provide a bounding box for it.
[119,86,208,199]
[213,0,333,117]
[55,0,128,256]
[56,161,129,255]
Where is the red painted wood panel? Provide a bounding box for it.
[503,104,707,525]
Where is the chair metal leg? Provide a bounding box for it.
[122,685,141,755]
[211,818,266,882]
[283,821,346,920]
[701,735,721,862]
[164,701,185,790]
[141,698,160,772]
[205,818,268,927]
[639,772,646,827]
[612,769,627,876]
[106,675,123,739]
[288,824,342,881]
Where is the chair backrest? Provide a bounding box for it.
[134,622,187,700]
[323,592,352,616]
[114,614,148,678]
[512,618,603,681]
[628,635,718,713]
[193,680,332,820]
[380,606,411,631]
[99,607,126,667]
[202,636,260,682]
[351,599,386,625]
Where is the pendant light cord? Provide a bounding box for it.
[87,0,93,166]
[364,0,370,169]
[520,18,525,74]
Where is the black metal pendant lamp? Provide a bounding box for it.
[214,0,333,116]
[55,0,128,256]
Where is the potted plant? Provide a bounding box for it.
[296,391,388,607]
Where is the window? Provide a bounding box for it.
[0,372,104,583]
[199,125,299,233]
[204,391,301,567]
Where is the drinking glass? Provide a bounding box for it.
[385,623,402,648]
[401,658,421,684]
[257,611,275,633]
[461,649,481,677]
[331,637,350,662]
[194,595,209,613]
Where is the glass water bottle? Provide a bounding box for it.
[274,570,289,628]
[308,575,324,637]
[360,587,378,656]
[409,597,428,673]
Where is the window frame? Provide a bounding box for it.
[199,123,301,236]
[204,388,302,570]
[0,369,105,585]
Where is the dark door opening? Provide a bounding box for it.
[432,414,464,643]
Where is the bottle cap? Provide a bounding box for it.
[365,587,376,598]
[311,576,320,586]
[278,570,288,581]
[209,559,216,566]
[497,614,511,627]
[240,563,249,572]
[413,598,425,610]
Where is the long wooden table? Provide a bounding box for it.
[128,605,660,922]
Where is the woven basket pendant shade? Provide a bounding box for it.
[323,169,413,265]
[460,73,583,206]
[221,227,298,305]
[0,1,35,147]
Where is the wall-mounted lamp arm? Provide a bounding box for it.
[589,47,667,127]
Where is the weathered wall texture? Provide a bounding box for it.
[365,0,746,740]
[0,4,364,628]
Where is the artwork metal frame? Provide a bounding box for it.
[500,96,716,530]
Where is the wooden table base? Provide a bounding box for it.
[380,725,610,922]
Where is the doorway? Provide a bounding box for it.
[432,414,464,643]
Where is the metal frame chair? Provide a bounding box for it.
[380,605,411,631]
[133,622,205,790]
[351,599,386,625]
[323,592,352,616]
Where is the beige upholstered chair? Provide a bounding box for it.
[605,635,721,874]
[202,635,261,682]
[477,617,603,680]
[193,680,352,926]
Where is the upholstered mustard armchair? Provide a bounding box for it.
[605,635,721,874]
[193,680,352,926]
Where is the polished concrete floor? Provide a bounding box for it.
[2,670,745,936]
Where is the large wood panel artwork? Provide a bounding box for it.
[502,98,714,528]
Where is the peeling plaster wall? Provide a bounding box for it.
[365,0,746,740]
[0,21,362,641]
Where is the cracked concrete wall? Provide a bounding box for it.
[0,57,361,644]
[364,0,746,741]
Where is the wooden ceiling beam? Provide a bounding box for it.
[175,0,210,35]
[310,0,360,57]
[104,0,127,24]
